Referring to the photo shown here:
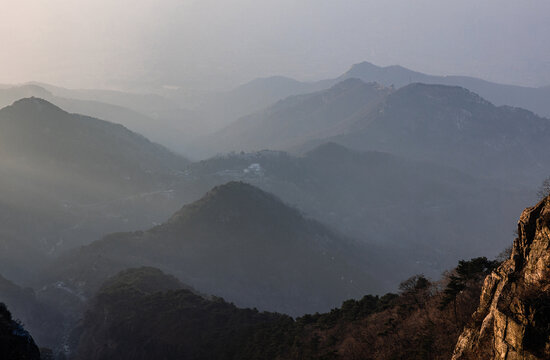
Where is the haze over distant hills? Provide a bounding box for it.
[0,85,204,155]
[0,58,549,359]
[314,83,550,187]
[203,79,550,187]
[177,60,550,139]
[180,143,532,280]
[337,61,550,118]
[46,182,382,316]
[2,60,549,163]
[195,79,390,157]
[0,98,189,283]
[203,60,550,121]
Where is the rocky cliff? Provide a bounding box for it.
[453,195,550,359]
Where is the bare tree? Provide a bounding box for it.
[538,176,550,199]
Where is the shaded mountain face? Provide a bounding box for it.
[0,98,190,282]
[0,303,41,360]
[47,182,382,316]
[0,84,204,156]
[181,143,532,281]
[339,61,550,118]
[0,97,186,189]
[196,79,390,157]
[73,267,291,360]
[453,195,550,359]
[303,83,550,187]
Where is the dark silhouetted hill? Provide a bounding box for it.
[48,182,381,316]
[181,144,531,281]
[73,267,292,360]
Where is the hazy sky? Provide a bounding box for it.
[1,0,549,90]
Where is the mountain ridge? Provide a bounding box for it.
[46,181,382,316]
[0,97,190,284]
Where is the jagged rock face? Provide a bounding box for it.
[453,196,550,360]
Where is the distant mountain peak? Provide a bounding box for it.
[305,142,354,157]
[8,96,64,112]
[167,181,289,226]
[198,181,267,200]
[348,61,380,71]
[99,267,185,296]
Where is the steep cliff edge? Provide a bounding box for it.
[453,196,550,359]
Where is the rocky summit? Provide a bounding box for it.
[453,195,550,359]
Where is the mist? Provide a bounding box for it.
[1,2,550,359]
[1,0,550,90]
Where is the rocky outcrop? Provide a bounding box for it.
[453,196,550,359]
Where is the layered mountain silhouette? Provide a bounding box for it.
[0,97,186,187]
[177,60,550,142]
[195,79,390,157]
[69,197,550,360]
[47,182,382,316]
[0,84,204,155]
[338,61,550,118]
[193,60,550,125]
[0,98,189,282]
[204,79,550,186]
[192,75,329,131]
[316,83,550,187]
[181,143,531,280]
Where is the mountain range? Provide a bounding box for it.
[181,143,532,281]
[47,195,550,360]
[195,60,550,123]
[0,98,189,283]
[3,60,550,164]
[45,182,382,316]
[0,59,549,359]
[0,85,203,155]
[337,61,550,118]
[200,79,550,187]
[195,79,389,157]
[166,60,550,143]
